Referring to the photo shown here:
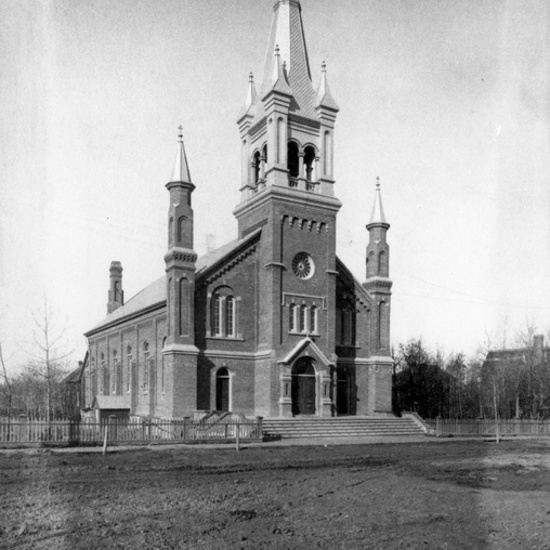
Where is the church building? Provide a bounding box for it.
[82,0,394,419]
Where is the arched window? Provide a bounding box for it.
[126,346,132,393]
[225,296,235,337]
[90,355,96,401]
[310,305,317,334]
[303,145,316,181]
[112,350,118,394]
[143,342,149,392]
[287,141,299,178]
[211,294,222,336]
[161,337,167,394]
[168,217,174,246]
[101,353,108,395]
[299,305,307,333]
[339,301,355,346]
[216,368,230,412]
[289,304,297,332]
[211,287,237,338]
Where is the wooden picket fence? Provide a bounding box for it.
[0,416,263,446]
[426,418,550,437]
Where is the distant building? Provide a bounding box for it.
[482,334,550,418]
[81,0,394,419]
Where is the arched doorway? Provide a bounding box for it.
[291,358,316,415]
[216,368,230,412]
[337,371,351,415]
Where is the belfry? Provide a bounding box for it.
[83,0,394,419]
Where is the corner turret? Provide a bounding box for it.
[364,178,392,355]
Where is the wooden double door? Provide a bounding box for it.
[291,359,316,415]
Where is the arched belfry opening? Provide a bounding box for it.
[216,368,230,412]
[253,151,261,184]
[303,145,316,181]
[291,358,316,415]
[287,141,300,179]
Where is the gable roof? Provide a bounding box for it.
[335,256,374,310]
[86,229,262,336]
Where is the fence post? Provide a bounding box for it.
[435,416,442,437]
[257,416,264,441]
[235,424,240,452]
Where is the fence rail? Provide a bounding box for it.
[0,416,263,446]
[426,418,550,437]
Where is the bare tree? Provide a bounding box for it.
[26,298,74,421]
[0,339,13,419]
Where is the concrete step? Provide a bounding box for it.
[262,417,425,439]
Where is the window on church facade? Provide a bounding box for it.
[310,305,317,334]
[143,342,149,392]
[337,301,355,346]
[126,346,132,393]
[225,296,235,337]
[113,350,118,394]
[289,304,297,332]
[161,337,166,394]
[299,305,307,333]
[210,289,237,338]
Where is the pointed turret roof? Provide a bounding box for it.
[368,178,388,226]
[170,126,192,183]
[237,72,258,121]
[267,44,293,96]
[315,61,339,111]
[259,0,316,117]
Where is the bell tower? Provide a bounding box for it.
[162,127,199,417]
[234,0,343,417]
[234,0,342,237]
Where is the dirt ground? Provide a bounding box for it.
[1,439,550,550]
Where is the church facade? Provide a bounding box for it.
[82,0,394,419]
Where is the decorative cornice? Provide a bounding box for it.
[201,244,257,287]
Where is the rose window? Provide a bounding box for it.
[292,252,314,280]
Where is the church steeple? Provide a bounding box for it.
[164,127,197,346]
[235,0,341,236]
[364,178,392,355]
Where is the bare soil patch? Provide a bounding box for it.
[1,440,550,549]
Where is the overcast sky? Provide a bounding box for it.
[1,0,549,371]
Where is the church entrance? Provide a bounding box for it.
[291,358,316,416]
[216,368,230,411]
[337,371,351,415]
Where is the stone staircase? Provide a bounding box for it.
[262,416,426,439]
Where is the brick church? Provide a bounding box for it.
[82,0,394,419]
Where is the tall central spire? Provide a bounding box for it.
[260,0,315,117]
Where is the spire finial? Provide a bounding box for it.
[321,60,327,73]
[178,125,183,142]
[376,176,380,190]
[275,43,280,57]
[249,72,254,83]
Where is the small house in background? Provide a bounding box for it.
[62,358,85,420]
[92,395,131,423]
